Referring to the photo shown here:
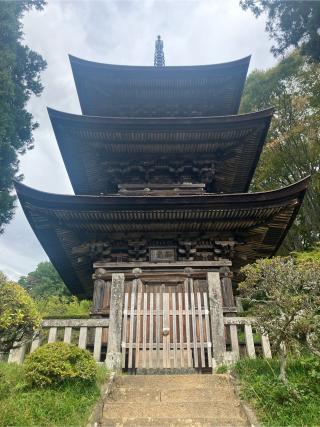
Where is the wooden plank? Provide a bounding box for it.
[78,327,87,349]
[156,293,161,369]
[178,292,184,368]
[163,293,170,368]
[244,324,256,358]
[149,292,154,368]
[172,292,177,368]
[128,286,136,369]
[63,327,72,343]
[184,291,192,367]
[142,293,148,368]
[121,292,129,368]
[230,324,240,358]
[190,289,198,368]
[197,292,205,368]
[93,327,103,362]
[135,291,142,368]
[94,261,232,269]
[48,327,57,343]
[261,334,272,359]
[203,292,212,367]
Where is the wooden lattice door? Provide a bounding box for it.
[121,289,213,370]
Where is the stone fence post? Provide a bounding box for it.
[207,271,225,365]
[105,273,125,371]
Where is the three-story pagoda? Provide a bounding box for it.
[16,38,308,370]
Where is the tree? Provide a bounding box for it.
[19,261,70,299]
[239,257,320,382]
[36,295,91,318]
[241,51,320,251]
[0,272,41,355]
[0,1,46,233]
[240,1,320,61]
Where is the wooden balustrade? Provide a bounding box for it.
[223,317,272,361]
[8,318,109,364]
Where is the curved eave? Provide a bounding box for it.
[15,178,309,297]
[69,55,251,117]
[69,54,251,72]
[48,107,273,195]
[15,176,308,208]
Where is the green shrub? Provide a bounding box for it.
[0,272,41,353]
[24,342,97,387]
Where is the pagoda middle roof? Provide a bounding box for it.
[15,178,309,297]
[69,55,250,117]
[49,108,273,195]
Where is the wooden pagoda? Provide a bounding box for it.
[16,44,308,370]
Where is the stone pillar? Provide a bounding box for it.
[207,271,225,365]
[105,273,125,371]
[8,342,27,364]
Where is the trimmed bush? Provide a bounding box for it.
[24,342,97,387]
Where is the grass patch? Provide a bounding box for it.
[0,361,108,426]
[234,356,320,427]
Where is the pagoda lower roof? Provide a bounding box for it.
[15,178,308,298]
[49,108,273,195]
[69,55,250,117]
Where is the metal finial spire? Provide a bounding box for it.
[154,35,165,67]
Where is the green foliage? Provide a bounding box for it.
[216,364,229,374]
[0,0,46,232]
[241,52,320,251]
[37,295,91,318]
[235,357,320,426]
[0,272,40,353]
[240,257,320,380]
[24,342,97,387]
[19,261,70,299]
[240,0,320,61]
[0,361,108,427]
[292,243,320,263]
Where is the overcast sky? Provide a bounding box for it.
[0,0,276,280]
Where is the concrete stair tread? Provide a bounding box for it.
[109,387,237,403]
[101,417,247,427]
[103,402,245,419]
[115,374,230,387]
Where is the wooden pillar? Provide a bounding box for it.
[92,278,107,316]
[207,271,225,365]
[105,273,125,371]
[220,267,235,311]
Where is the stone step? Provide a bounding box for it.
[101,417,247,427]
[109,386,236,403]
[103,402,245,420]
[114,374,230,388]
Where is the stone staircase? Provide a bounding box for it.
[101,374,249,426]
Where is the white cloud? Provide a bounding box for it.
[0,0,275,280]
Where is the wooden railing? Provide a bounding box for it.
[8,318,109,364]
[224,317,272,361]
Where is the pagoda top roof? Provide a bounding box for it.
[15,178,309,297]
[69,55,250,117]
[48,107,273,195]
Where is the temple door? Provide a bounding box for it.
[121,284,213,371]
